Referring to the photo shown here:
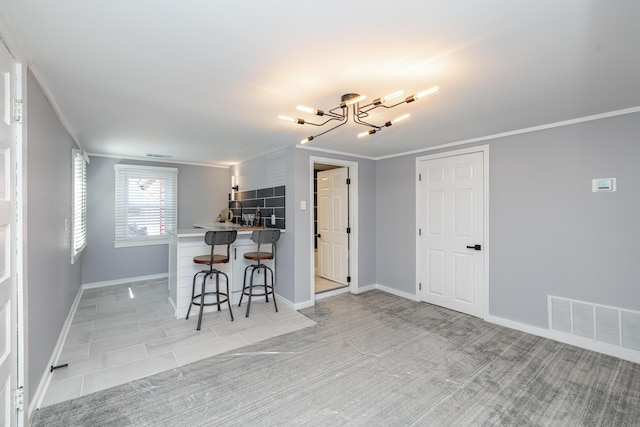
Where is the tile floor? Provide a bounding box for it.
[314,250,348,294]
[314,275,347,293]
[41,278,316,407]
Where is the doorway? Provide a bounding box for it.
[0,40,24,425]
[309,157,358,301]
[416,146,489,318]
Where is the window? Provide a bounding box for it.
[71,149,87,263]
[114,164,178,247]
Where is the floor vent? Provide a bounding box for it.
[549,296,640,351]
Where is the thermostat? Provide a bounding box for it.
[592,178,616,192]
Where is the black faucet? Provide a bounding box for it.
[229,200,243,225]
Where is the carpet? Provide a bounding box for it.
[32,291,640,426]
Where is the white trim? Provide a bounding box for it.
[113,239,169,248]
[82,273,168,290]
[376,106,640,160]
[89,152,230,169]
[297,144,376,160]
[28,285,83,417]
[309,156,359,307]
[415,145,490,320]
[113,163,178,173]
[372,284,420,302]
[290,299,315,311]
[315,286,350,301]
[364,286,640,364]
[487,314,640,364]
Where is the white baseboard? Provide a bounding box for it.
[370,283,420,302]
[29,285,84,417]
[315,287,350,301]
[82,273,168,290]
[353,284,376,294]
[487,315,640,364]
[356,285,638,364]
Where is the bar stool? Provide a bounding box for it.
[238,229,281,317]
[186,230,237,330]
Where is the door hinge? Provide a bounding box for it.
[346,227,351,234]
[419,282,422,291]
[13,99,23,124]
[346,178,351,185]
[418,173,422,181]
[14,386,24,412]
[418,228,422,236]
[347,276,351,283]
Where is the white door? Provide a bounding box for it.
[417,151,485,318]
[317,167,348,285]
[0,41,20,425]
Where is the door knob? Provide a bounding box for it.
[466,244,482,251]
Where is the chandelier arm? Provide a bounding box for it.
[353,115,382,130]
[308,118,349,139]
[359,99,407,114]
[302,116,345,127]
[327,105,348,117]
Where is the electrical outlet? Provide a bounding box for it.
[271,214,276,225]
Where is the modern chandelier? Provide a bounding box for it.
[279,85,439,144]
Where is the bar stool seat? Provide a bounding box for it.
[239,229,281,317]
[186,230,237,330]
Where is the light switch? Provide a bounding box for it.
[300,201,307,210]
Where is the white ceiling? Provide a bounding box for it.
[1,1,639,166]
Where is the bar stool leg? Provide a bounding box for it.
[261,266,269,303]
[238,264,252,307]
[222,271,234,321]
[245,265,258,317]
[215,271,221,311]
[186,273,195,320]
[196,273,208,331]
[269,267,278,312]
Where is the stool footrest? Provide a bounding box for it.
[190,291,230,307]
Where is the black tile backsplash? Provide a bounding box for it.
[229,185,286,229]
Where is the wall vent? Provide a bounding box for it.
[146,153,173,159]
[549,296,640,351]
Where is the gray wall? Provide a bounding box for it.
[290,147,377,304]
[376,112,640,329]
[26,69,82,401]
[82,156,229,284]
[489,113,640,326]
[375,155,418,295]
[231,146,377,305]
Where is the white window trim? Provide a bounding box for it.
[71,149,88,264]
[114,164,178,248]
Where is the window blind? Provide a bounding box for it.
[114,164,178,247]
[72,150,87,263]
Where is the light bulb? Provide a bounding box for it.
[296,105,316,114]
[278,115,295,122]
[381,90,404,103]
[357,130,376,138]
[391,113,410,124]
[415,86,439,99]
[301,136,314,144]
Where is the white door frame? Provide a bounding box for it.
[309,156,358,304]
[415,145,490,319]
